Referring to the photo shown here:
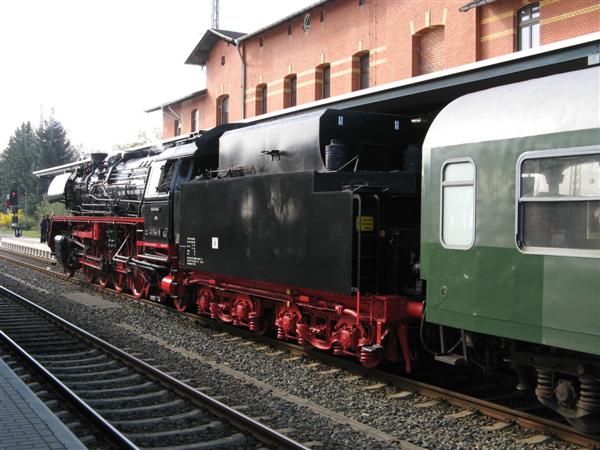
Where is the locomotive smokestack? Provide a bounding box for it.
[90,152,108,167]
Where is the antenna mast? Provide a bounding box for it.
[212,0,219,29]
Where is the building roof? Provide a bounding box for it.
[185,29,245,66]
[145,89,207,113]
[185,1,330,66]
[236,0,329,43]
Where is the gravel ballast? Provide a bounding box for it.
[0,260,584,450]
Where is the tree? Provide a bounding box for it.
[34,118,79,198]
[0,118,78,217]
[0,122,39,215]
[112,129,161,151]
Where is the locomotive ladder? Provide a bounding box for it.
[352,189,383,294]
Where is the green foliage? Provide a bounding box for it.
[112,129,161,151]
[0,122,38,214]
[35,196,67,222]
[0,119,78,217]
[34,118,79,202]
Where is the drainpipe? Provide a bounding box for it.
[236,40,246,119]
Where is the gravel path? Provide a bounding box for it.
[0,260,582,450]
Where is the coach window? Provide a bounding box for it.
[441,159,476,249]
[517,3,540,51]
[517,149,600,256]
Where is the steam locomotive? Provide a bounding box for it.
[38,66,600,432]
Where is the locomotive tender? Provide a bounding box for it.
[38,66,600,432]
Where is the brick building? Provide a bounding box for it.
[148,0,600,139]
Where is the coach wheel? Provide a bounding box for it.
[130,268,150,300]
[83,266,95,284]
[113,273,127,293]
[174,291,196,314]
[97,272,111,289]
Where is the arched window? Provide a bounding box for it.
[352,51,369,91]
[517,3,540,50]
[414,26,444,75]
[190,109,199,132]
[217,95,229,125]
[256,84,267,115]
[173,119,181,137]
[284,75,297,108]
[317,64,331,100]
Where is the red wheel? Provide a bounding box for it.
[97,272,111,289]
[113,273,127,293]
[83,266,95,284]
[129,268,149,300]
[196,287,214,315]
[174,292,196,314]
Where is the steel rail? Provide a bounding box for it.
[0,323,137,449]
[0,283,309,450]
[2,249,600,447]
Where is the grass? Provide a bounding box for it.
[0,226,40,239]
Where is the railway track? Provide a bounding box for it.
[0,340,114,449]
[2,248,600,448]
[0,282,308,450]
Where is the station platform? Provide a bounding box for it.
[0,236,54,260]
[0,357,85,450]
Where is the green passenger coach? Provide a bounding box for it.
[420,66,600,432]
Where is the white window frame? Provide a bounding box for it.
[144,160,169,199]
[439,158,476,250]
[515,145,600,259]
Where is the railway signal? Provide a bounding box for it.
[9,184,18,207]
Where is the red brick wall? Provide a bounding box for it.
[203,39,243,125]
[541,0,600,44]
[480,0,600,59]
[241,0,477,119]
[161,96,205,137]
[418,26,445,75]
[159,0,599,138]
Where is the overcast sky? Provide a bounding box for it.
[0,0,313,154]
